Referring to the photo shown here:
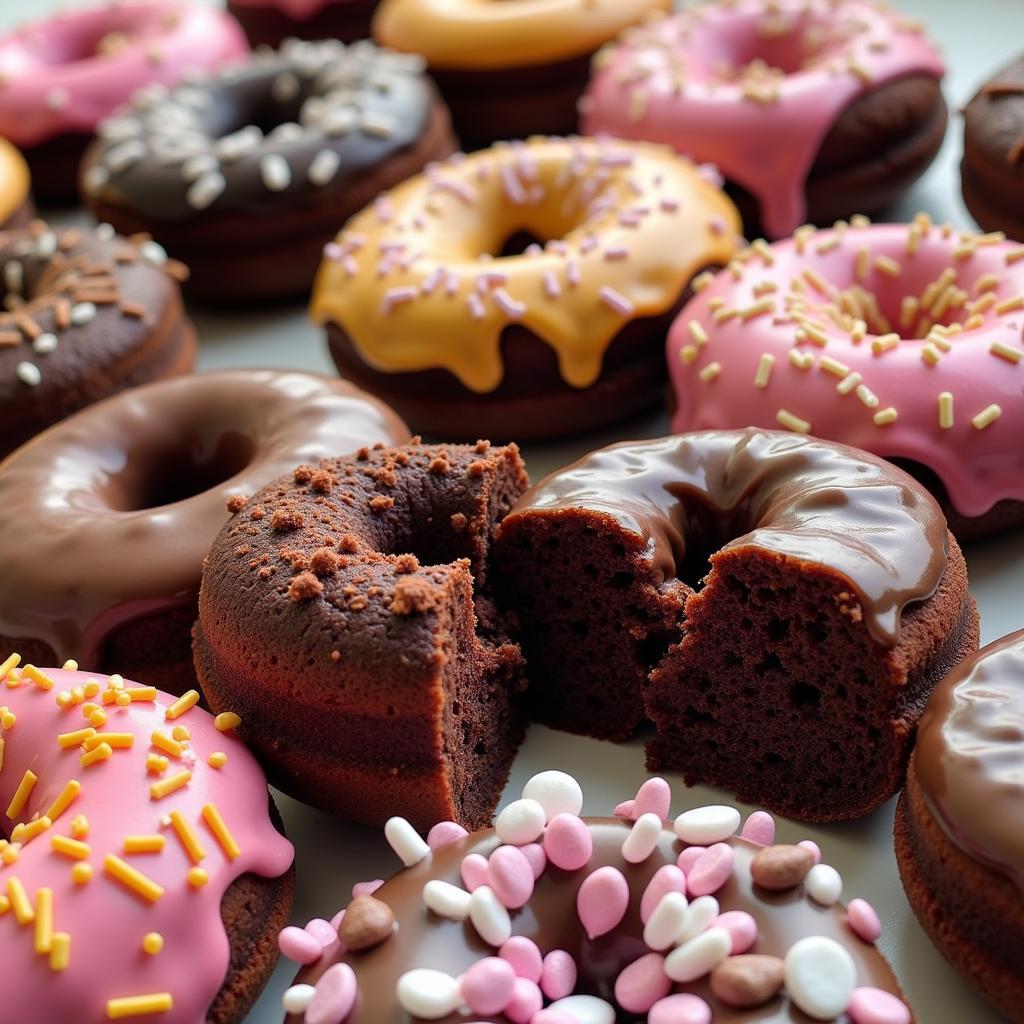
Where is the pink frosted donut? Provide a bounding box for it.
[0,2,247,200]
[582,0,946,238]
[667,218,1024,538]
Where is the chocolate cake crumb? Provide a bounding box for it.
[468,460,488,478]
[250,505,265,520]
[475,440,491,453]
[394,553,419,574]
[310,548,341,577]
[369,495,395,512]
[289,571,323,601]
[429,455,450,475]
[339,534,359,554]
[311,470,334,493]
[293,465,316,484]
[390,576,436,615]
[356,446,370,461]
[451,513,468,532]
[270,508,304,531]
[226,494,246,514]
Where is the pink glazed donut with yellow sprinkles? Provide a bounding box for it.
[667,217,1024,539]
[0,654,294,1023]
[0,2,247,202]
[582,0,947,238]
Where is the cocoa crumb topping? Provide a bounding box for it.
[394,553,419,574]
[293,464,316,484]
[226,494,246,514]
[450,512,468,532]
[468,460,488,478]
[288,571,324,601]
[429,455,450,475]
[311,469,334,493]
[474,439,491,453]
[250,505,265,520]
[369,495,395,512]
[270,508,304,531]
[339,534,359,553]
[390,576,436,615]
[310,548,341,577]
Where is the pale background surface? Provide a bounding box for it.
[6,0,1024,1020]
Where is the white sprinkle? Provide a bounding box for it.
[495,799,545,845]
[281,985,315,1014]
[469,885,512,946]
[664,926,732,982]
[70,302,97,326]
[422,879,472,921]
[271,71,300,103]
[546,996,616,1024]
[384,816,429,867]
[140,240,167,266]
[3,260,22,294]
[181,154,218,182]
[33,333,58,355]
[260,154,291,192]
[622,812,662,864]
[322,107,358,136]
[308,148,341,186]
[82,165,110,195]
[98,116,143,140]
[644,891,689,951]
[95,223,116,241]
[187,171,226,210]
[599,286,635,316]
[784,936,856,1019]
[360,111,396,138]
[396,969,462,1019]
[805,863,844,905]
[16,361,41,386]
[104,139,146,173]
[522,771,583,821]
[674,805,740,845]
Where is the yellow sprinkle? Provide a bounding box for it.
[7,877,34,924]
[2,844,19,866]
[815,235,841,256]
[847,59,872,84]
[973,272,1002,295]
[952,242,976,261]
[16,816,51,845]
[991,340,1023,363]
[794,224,815,254]
[776,409,811,434]
[150,732,183,758]
[921,344,942,366]
[874,255,902,277]
[83,679,99,698]
[165,690,200,721]
[801,268,831,295]
[688,320,709,345]
[150,770,191,801]
[751,238,774,266]
[142,932,164,956]
[55,692,72,710]
[854,246,870,281]
[836,371,863,395]
[187,866,209,888]
[104,855,164,903]
[850,214,871,228]
[202,803,241,861]
[0,736,4,772]
[975,231,1005,247]
[752,280,777,298]
[116,691,132,707]
[0,653,21,680]
[7,769,37,820]
[927,331,952,353]
[739,298,775,321]
[208,752,228,769]
[71,814,89,839]
[106,994,174,1019]
[51,835,91,860]
[170,725,190,743]
[71,862,93,885]
[963,314,985,331]
[0,707,15,728]
[698,361,722,382]
[123,835,166,854]
[818,355,850,378]
[972,404,1003,430]
[905,224,922,255]
[23,665,54,691]
[968,292,997,316]
[899,296,919,330]
[788,349,814,370]
[753,353,775,388]
[692,271,715,292]
[84,733,134,751]
[49,932,70,971]
[169,810,206,864]
[995,295,1024,315]
[57,727,96,749]
[88,708,107,729]
[126,686,157,702]
[1005,247,1024,266]
[856,384,879,408]
[80,742,113,768]
[34,887,53,954]
[873,406,899,426]
[871,333,900,355]
[712,305,737,324]
[146,754,169,775]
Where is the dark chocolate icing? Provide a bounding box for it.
[287,818,909,1023]
[914,628,1024,894]
[0,369,408,666]
[504,429,948,647]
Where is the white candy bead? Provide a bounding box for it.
[281,984,315,1014]
[396,968,463,1019]
[469,885,512,946]
[385,816,430,867]
[673,805,741,845]
[622,812,663,864]
[423,879,472,920]
[663,925,731,983]
[675,894,719,944]
[805,864,844,906]
[784,936,857,1020]
[546,994,616,1024]
[522,771,584,822]
[495,798,547,845]
[642,891,689,951]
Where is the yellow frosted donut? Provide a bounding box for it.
[0,137,30,227]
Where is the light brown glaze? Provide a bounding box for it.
[914,627,1024,893]
[506,429,948,647]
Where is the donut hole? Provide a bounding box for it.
[206,84,306,141]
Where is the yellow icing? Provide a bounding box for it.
[373,0,672,70]
[310,137,741,393]
[0,138,29,224]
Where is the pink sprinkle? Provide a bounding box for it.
[677,845,706,874]
[547,240,569,256]
[524,243,543,257]
[351,879,383,898]
[687,842,735,897]
[419,266,446,297]
[461,957,516,1015]
[488,845,535,909]
[433,177,478,205]
[342,255,359,277]
[379,240,406,254]
[380,285,418,315]
[461,853,490,891]
[306,963,357,1024]
[329,909,345,931]
[798,839,822,865]
[741,810,776,846]
[399,250,423,271]
[543,813,593,871]
[467,292,487,319]
[626,176,644,196]
[614,952,672,1014]
[697,162,724,188]
[848,987,911,1024]
[476,270,508,291]
[499,936,543,982]
[278,926,322,965]
[427,820,468,849]
[577,866,629,939]
[614,799,635,820]
[660,197,680,213]
[374,195,393,223]
[709,215,727,236]
[649,992,712,1024]
[566,260,581,288]
[476,162,491,183]
[641,865,687,924]
[580,234,599,255]
[376,256,397,279]
[445,272,460,296]
[600,285,635,316]
[493,287,526,319]
[847,898,882,943]
[713,910,758,954]
[304,918,338,949]
[520,843,546,879]
[540,949,577,1001]
[604,246,629,261]
[619,210,643,228]
[323,241,344,261]
[500,163,528,204]
[542,270,562,300]
[504,977,542,1024]
[633,777,671,821]
[599,150,634,168]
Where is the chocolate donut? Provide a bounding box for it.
[80,40,456,305]
[0,221,196,461]
[896,629,1024,1024]
[228,0,380,49]
[0,370,408,693]
[193,440,529,831]
[962,56,1024,241]
[492,429,978,822]
[0,138,32,229]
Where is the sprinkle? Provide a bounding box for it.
[698,362,722,382]
[0,707,15,728]
[169,811,206,863]
[713,306,737,324]
[34,887,53,954]
[33,333,58,355]
[7,878,34,924]
[996,295,1024,315]
[71,814,89,839]
[855,247,870,281]
[71,862,93,885]
[921,344,942,366]
[379,286,418,315]
[186,172,225,210]
[80,742,112,768]
[739,298,775,321]
[146,754,169,775]
[856,384,880,408]
[260,154,291,192]
[106,994,173,1019]
[0,653,20,680]
[208,752,228,769]
[126,687,157,703]
[599,286,635,316]
[104,855,164,903]
[871,334,900,355]
[801,268,832,295]
[492,288,527,319]
[187,866,209,887]
[795,322,828,346]
[16,361,41,386]
[972,404,1003,430]
[51,835,90,860]
[899,297,919,330]
[22,665,54,690]
[874,255,901,277]
[142,933,164,956]
[124,835,166,854]
[788,350,814,370]
[991,340,1023,363]
[57,727,96,749]
[1005,247,1024,265]
[679,344,698,364]
[308,149,341,186]
[6,769,36,819]
[165,690,199,720]
[214,712,241,733]
[50,932,71,971]
[150,770,191,801]
[688,320,709,345]
[819,355,850,377]
[753,353,775,388]
[42,781,80,826]
[973,272,1002,295]
[836,371,863,395]
[873,407,899,426]
[776,409,811,433]
[692,271,715,292]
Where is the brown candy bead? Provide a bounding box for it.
[339,894,395,950]
[749,844,816,891]
[710,953,786,1007]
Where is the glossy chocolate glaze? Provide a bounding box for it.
[288,818,909,1023]
[0,369,408,665]
[915,628,1024,893]
[505,429,947,647]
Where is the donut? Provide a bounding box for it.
[281,771,915,1024]
[962,56,1024,241]
[80,39,456,305]
[0,138,32,229]
[228,0,379,50]
[666,219,1024,539]
[492,429,978,822]
[582,0,947,239]
[0,657,294,1023]
[0,221,196,462]
[895,629,1024,1024]
[312,136,741,442]
[0,2,248,204]
[0,370,408,694]
[193,440,529,831]
[372,0,670,149]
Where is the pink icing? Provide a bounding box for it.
[667,222,1024,519]
[0,666,293,1023]
[582,0,944,238]
[0,3,248,148]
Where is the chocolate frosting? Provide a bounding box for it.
[0,369,408,665]
[287,818,909,1023]
[914,628,1024,894]
[503,429,948,647]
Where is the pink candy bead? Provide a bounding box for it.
[544,813,593,871]
[305,963,357,1024]
[504,977,543,1023]
[352,879,384,898]
[648,992,712,1024]
[641,864,688,924]
[499,936,543,983]
[304,918,339,949]
[848,898,883,942]
[741,810,776,846]
[428,821,469,849]
[614,798,636,819]
[677,845,706,874]
[712,910,758,954]
[687,842,735,897]
[278,926,323,965]
[798,839,822,865]
[848,987,912,1024]
[633,777,672,821]
[540,949,577,1000]
[520,843,547,879]
[329,909,346,932]
[577,866,629,939]
[461,957,517,1015]
[461,853,491,892]
[614,952,672,1013]
[489,845,535,909]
